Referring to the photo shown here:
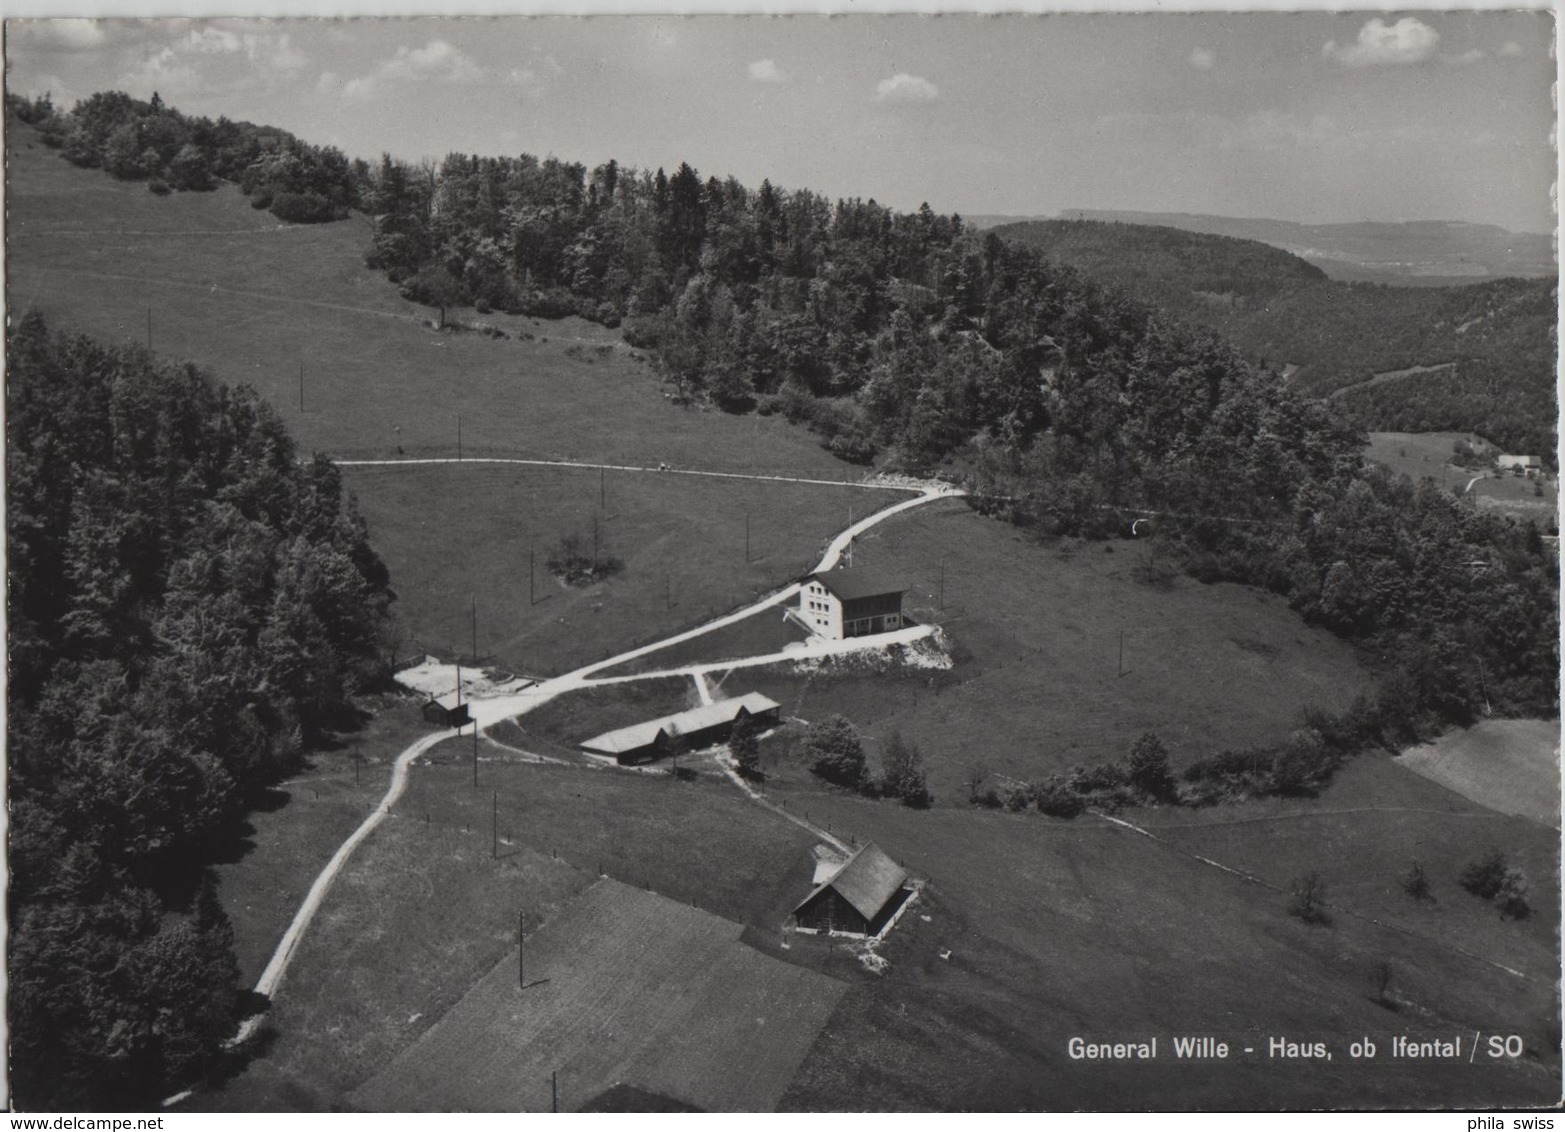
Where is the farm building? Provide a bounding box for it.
[422,691,471,729]
[798,566,906,640]
[792,842,911,937]
[579,692,781,766]
[1497,455,1543,477]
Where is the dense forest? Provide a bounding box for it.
[996,220,1557,460]
[6,312,395,1107]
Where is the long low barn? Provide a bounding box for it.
[580,692,781,765]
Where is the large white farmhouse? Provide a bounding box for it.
[798,566,907,640]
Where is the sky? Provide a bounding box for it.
[4,11,1557,232]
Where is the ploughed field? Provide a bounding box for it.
[351,879,848,1112]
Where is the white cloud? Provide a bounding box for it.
[341,39,486,100]
[381,40,484,84]
[1498,41,1525,58]
[114,22,306,95]
[748,58,787,83]
[119,46,202,94]
[1188,47,1215,71]
[243,32,307,73]
[180,26,241,55]
[11,19,108,53]
[874,72,938,103]
[1447,47,1487,66]
[1324,17,1440,68]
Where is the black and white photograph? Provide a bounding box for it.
[2,6,1560,1114]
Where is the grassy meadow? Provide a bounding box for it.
[349,462,897,675]
[708,497,1369,803]
[5,120,855,478]
[772,762,1559,1110]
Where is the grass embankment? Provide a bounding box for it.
[713,497,1367,804]
[509,677,696,754]
[5,120,857,479]
[212,695,432,987]
[349,463,887,676]
[592,606,811,677]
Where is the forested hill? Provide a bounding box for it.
[990,218,1328,312]
[13,88,1559,731]
[6,312,394,1107]
[996,219,1558,461]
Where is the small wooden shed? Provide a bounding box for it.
[422,691,471,729]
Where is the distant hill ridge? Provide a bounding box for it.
[969,209,1555,285]
[993,217,1556,459]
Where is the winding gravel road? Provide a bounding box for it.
[233,474,961,1041]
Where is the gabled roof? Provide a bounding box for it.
[810,566,906,603]
[793,842,907,921]
[431,691,467,711]
[579,693,781,756]
[580,720,667,755]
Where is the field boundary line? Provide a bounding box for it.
[1131,804,1506,830]
[1092,810,1530,981]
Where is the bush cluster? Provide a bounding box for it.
[1461,851,1531,919]
[801,717,932,807]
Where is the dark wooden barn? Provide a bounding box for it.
[422,690,471,729]
[792,842,910,937]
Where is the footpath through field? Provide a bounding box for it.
[234,472,960,1038]
[334,454,938,494]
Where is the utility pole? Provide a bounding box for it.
[593,513,600,567]
[600,465,606,509]
[551,1071,558,1113]
[472,716,479,787]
